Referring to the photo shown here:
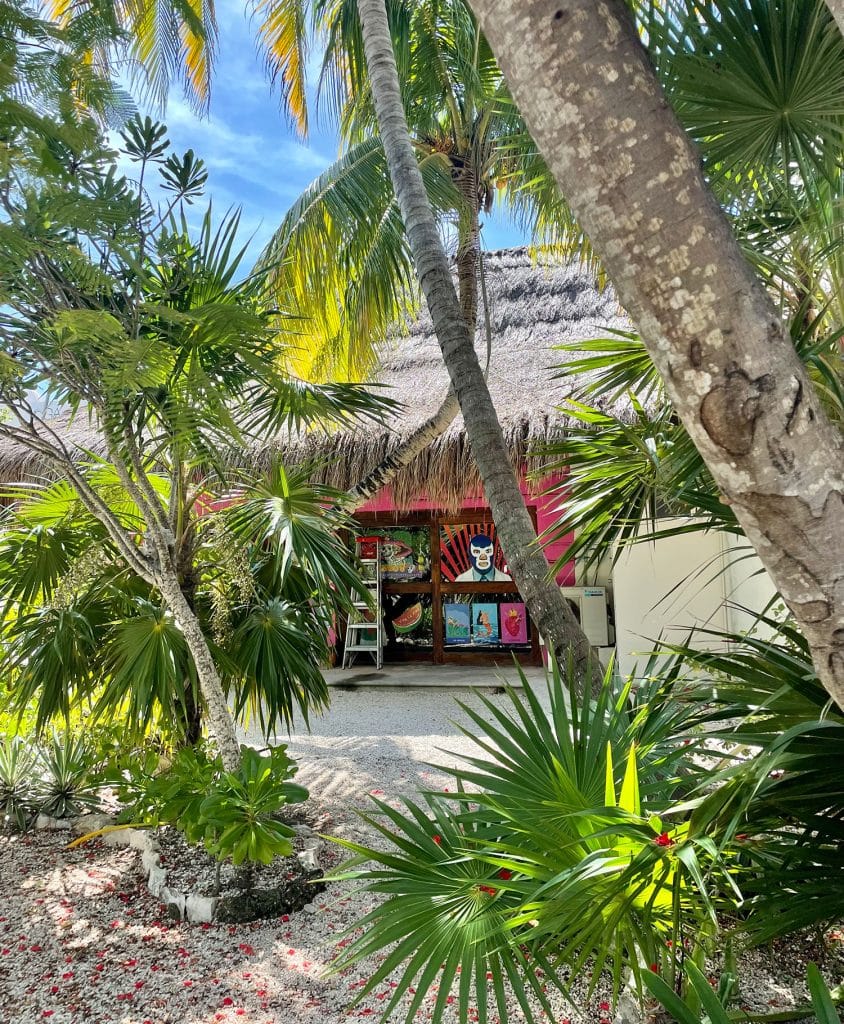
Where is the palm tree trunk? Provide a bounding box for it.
[354,0,595,683]
[339,167,482,515]
[338,390,459,514]
[470,0,844,709]
[156,569,242,771]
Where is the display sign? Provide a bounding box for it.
[499,602,528,644]
[471,602,499,644]
[444,603,471,644]
[440,523,511,582]
[367,527,431,581]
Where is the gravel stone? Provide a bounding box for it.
[0,687,840,1023]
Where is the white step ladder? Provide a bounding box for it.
[342,537,383,670]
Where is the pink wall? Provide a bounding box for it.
[357,473,575,585]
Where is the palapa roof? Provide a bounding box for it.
[282,247,631,507]
[0,248,633,509]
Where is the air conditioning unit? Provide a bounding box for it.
[560,586,611,647]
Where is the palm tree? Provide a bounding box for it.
[330,0,593,676]
[251,0,595,674]
[469,0,844,707]
[0,98,388,766]
[42,0,218,113]
[258,0,598,508]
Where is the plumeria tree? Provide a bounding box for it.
[0,11,388,766]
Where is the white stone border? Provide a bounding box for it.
[36,811,322,924]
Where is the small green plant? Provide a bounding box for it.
[200,746,308,868]
[643,960,843,1024]
[34,731,102,818]
[118,744,308,891]
[0,736,37,829]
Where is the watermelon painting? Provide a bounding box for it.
[500,602,528,644]
[393,601,423,634]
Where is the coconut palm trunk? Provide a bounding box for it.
[338,391,459,514]
[340,168,480,515]
[354,0,594,682]
[470,0,844,708]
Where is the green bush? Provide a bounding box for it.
[0,730,103,827]
[327,660,742,1024]
[0,737,37,829]
[657,617,844,942]
[118,743,309,887]
[34,731,102,818]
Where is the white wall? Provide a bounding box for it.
[608,521,777,680]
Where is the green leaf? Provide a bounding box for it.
[807,962,840,1024]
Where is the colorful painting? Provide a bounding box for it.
[444,603,471,645]
[384,596,434,648]
[499,602,528,644]
[440,523,511,582]
[369,528,431,581]
[471,602,499,644]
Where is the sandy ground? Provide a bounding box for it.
[1,685,841,1024]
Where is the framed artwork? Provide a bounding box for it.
[499,602,528,644]
[440,523,511,583]
[471,602,499,644]
[443,603,471,645]
[368,527,431,582]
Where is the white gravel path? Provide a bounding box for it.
[1,685,841,1024]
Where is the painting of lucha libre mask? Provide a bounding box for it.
[469,535,494,573]
[441,524,512,582]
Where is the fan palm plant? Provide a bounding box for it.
[659,617,844,943]
[327,661,742,1023]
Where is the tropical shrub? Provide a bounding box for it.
[0,90,389,754]
[115,743,308,889]
[33,731,102,819]
[0,737,37,829]
[327,660,743,1023]
[659,618,844,943]
[0,730,103,827]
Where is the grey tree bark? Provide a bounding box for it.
[339,170,478,516]
[470,0,844,708]
[354,0,595,683]
[156,571,242,771]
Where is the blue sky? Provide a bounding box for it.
[128,0,526,266]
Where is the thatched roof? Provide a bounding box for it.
[280,247,631,507]
[0,248,633,508]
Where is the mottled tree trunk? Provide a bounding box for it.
[470,0,844,708]
[174,555,204,748]
[354,0,595,684]
[156,571,242,771]
[338,165,481,516]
